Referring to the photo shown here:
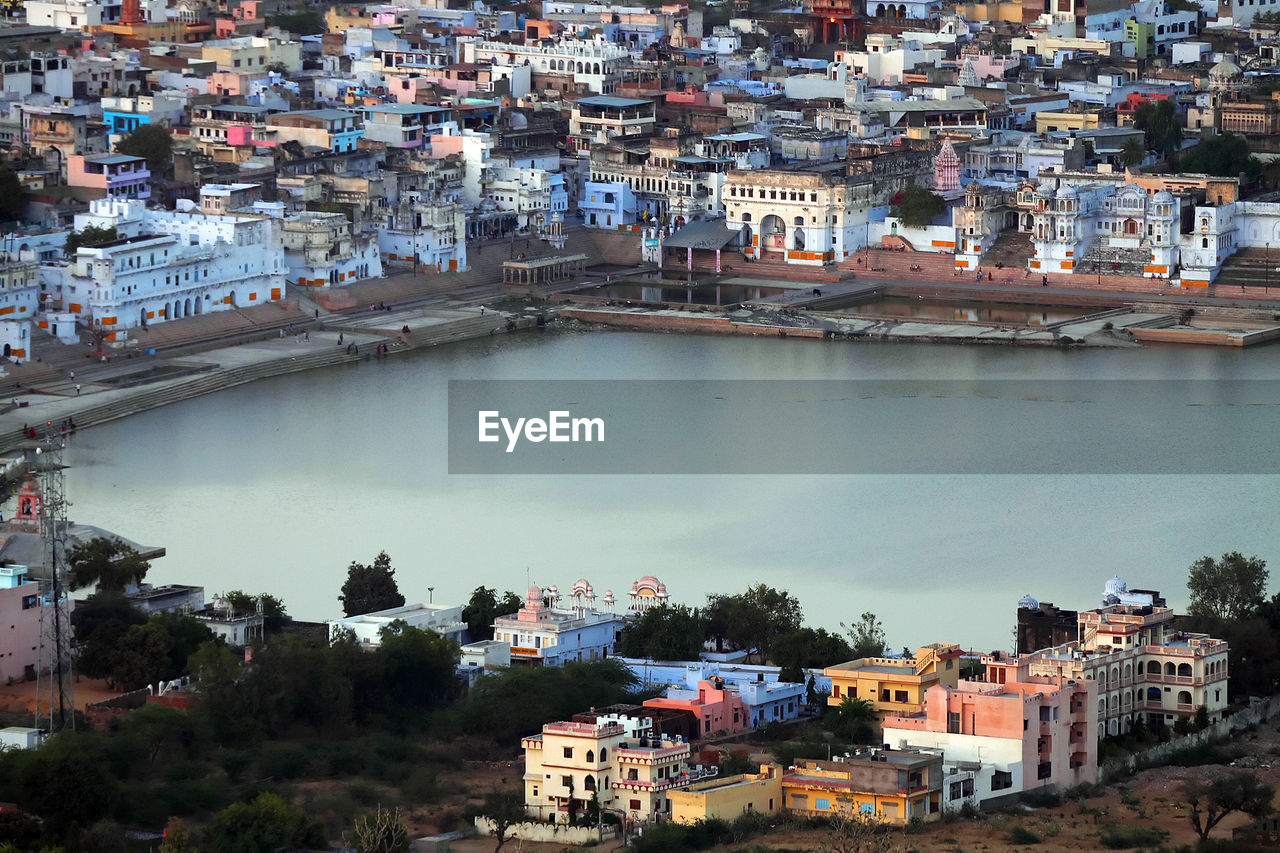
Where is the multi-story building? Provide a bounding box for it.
[374,192,468,274]
[67,154,151,202]
[60,198,285,332]
[281,211,381,287]
[568,96,657,157]
[825,644,964,717]
[522,715,696,823]
[782,751,943,824]
[266,110,364,154]
[0,563,54,683]
[883,672,1098,810]
[492,584,624,667]
[192,104,277,161]
[461,37,629,95]
[358,104,458,149]
[670,766,783,824]
[643,679,749,738]
[0,260,41,361]
[485,166,569,236]
[101,92,188,137]
[987,580,1229,738]
[201,36,301,74]
[724,165,877,266]
[22,104,100,176]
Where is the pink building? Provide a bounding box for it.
[644,680,748,738]
[0,562,50,684]
[883,668,1097,809]
[67,154,150,201]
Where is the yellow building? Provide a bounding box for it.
[825,644,963,717]
[669,766,783,825]
[522,716,695,824]
[1035,112,1101,134]
[782,751,942,825]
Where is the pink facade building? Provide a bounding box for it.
[644,680,748,738]
[0,562,50,684]
[883,666,1097,809]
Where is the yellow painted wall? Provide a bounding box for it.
[670,768,782,825]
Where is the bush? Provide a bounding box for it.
[1097,823,1168,849]
[344,780,382,807]
[257,742,310,779]
[400,766,442,804]
[1020,790,1061,809]
[1008,825,1042,844]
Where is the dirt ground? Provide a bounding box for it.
[0,675,124,717]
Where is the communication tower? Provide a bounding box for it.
[35,425,74,732]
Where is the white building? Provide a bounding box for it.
[492,583,624,667]
[25,0,163,28]
[486,166,569,236]
[461,37,629,95]
[839,34,945,86]
[281,211,381,287]
[375,192,468,273]
[328,602,467,647]
[59,198,285,331]
[0,261,39,362]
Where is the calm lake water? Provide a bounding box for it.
[53,329,1280,651]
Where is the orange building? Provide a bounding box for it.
[643,679,748,738]
[825,644,964,717]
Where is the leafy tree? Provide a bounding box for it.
[339,551,405,617]
[378,620,460,712]
[151,611,216,675]
[187,641,257,745]
[1183,771,1275,840]
[1188,552,1269,621]
[1133,98,1183,157]
[726,585,803,664]
[844,612,887,659]
[1179,133,1262,179]
[462,586,522,641]
[617,603,704,660]
[17,733,119,831]
[67,536,150,593]
[63,224,118,256]
[1120,138,1146,168]
[0,167,25,223]
[109,620,174,691]
[72,593,148,683]
[481,792,526,852]
[892,183,946,228]
[0,810,42,849]
[825,697,878,745]
[703,594,735,653]
[204,792,327,853]
[116,124,173,176]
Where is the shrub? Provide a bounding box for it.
[1020,789,1061,809]
[1008,825,1042,844]
[1097,823,1168,849]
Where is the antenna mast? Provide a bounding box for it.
[38,426,74,732]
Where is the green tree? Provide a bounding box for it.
[1184,771,1275,840]
[1178,133,1262,178]
[773,627,854,681]
[187,641,257,745]
[1120,138,1146,168]
[0,167,25,223]
[844,612,887,659]
[63,224,117,256]
[462,586,521,641]
[108,620,174,691]
[150,611,216,676]
[17,733,119,832]
[725,585,803,664]
[339,551,405,617]
[703,594,735,653]
[116,124,173,176]
[617,603,705,660]
[348,807,409,853]
[1188,552,1269,621]
[1133,98,1183,157]
[825,696,878,745]
[158,818,197,853]
[892,183,946,228]
[204,792,327,853]
[378,620,460,713]
[72,593,148,683]
[481,792,526,853]
[266,8,324,33]
[67,536,150,593]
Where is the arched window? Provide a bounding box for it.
[1177,690,1192,705]
[584,775,596,791]
[1136,661,1144,675]
[742,212,752,223]
[1178,663,1192,677]
[586,750,595,763]
[1147,687,1161,701]
[1164,662,1176,676]
[600,748,607,762]
[794,216,804,226]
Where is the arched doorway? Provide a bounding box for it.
[139,308,146,326]
[1123,219,1138,236]
[760,215,786,254]
[195,295,203,315]
[3,344,9,357]
[793,216,806,250]
[184,297,192,316]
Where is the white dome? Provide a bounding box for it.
[1056,184,1078,200]
[1103,576,1128,597]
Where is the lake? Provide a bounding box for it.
[57,328,1280,652]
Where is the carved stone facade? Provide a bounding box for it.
[724,167,875,265]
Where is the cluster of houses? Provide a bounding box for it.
[0,0,1276,356]
[390,576,1226,830]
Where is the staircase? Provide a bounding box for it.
[981,231,1034,269]
[1216,248,1280,289]
[1077,236,1151,279]
[840,248,959,281]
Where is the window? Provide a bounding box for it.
[860,802,874,814]
[947,711,961,734]
[894,690,908,703]
[563,747,573,759]
[1037,761,1052,780]
[629,799,641,811]
[562,775,572,788]
[585,750,594,763]
[815,798,830,810]
[991,771,1013,790]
